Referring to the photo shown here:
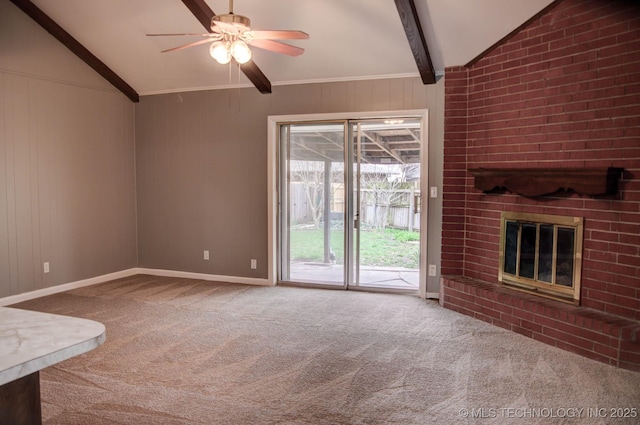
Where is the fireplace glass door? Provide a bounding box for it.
[499,212,583,304]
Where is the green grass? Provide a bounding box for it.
[290,227,419,268]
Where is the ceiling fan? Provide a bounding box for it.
[147,0,309,65]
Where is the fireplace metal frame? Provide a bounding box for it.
[498,211,583,305]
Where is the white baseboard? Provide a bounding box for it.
[426,292,440,300]
[137,268,272,287]
[0,268,139,306]
[1,267,433,306]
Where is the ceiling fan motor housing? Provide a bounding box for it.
[211,14,251,31]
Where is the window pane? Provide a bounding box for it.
[538,225,554,283]
[286,123,346,286]
[504,221,518,275]
[519,224,536,279]
[556,228,575,287]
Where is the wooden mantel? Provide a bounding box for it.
[468,167,624,197]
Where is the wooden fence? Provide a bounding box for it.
[290,183,420,231]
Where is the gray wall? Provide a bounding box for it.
[136,78,445,292]
[1,0,445,297]
[0,0,137,298]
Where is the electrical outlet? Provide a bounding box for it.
[428,264,437,276]
[204,250,209,260]
[43,262,50,274]
[251,259,257,270]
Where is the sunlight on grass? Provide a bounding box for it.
[290,227,419,268]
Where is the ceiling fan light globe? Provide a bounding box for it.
[210,41,231,64]
[230,40,252,64]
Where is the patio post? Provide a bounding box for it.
[323,160,332,263]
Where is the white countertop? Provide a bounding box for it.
[0,307,106,386]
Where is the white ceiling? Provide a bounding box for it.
[29,0,554,96]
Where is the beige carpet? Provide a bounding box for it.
[11,275,640,424]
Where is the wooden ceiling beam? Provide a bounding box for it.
[362,133,406,164]
[181,0,215,31]
[9,0,139,102]
[292,141,334,162]
[240,62,272,94]
[181,0,272,94]
[407,128,421,142]
[394,0,436,85]
[313,132,370,163]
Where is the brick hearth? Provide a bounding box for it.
[441,276,640,371]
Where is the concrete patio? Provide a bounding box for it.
[289,262,419,290]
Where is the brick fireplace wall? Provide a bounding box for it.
[441,0,640,369]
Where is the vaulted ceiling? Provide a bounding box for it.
[11,0,555,99]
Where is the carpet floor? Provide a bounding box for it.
[11,275,640,424]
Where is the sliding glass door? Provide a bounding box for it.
[279,122,348,286]
[352,119,421,290]
[278,117,422,292]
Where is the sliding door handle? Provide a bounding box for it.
[414,195,421,214]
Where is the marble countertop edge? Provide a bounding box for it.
[0,307,106,386]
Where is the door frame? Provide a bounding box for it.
[267,110,429,298]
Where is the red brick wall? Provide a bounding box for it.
[442,0,640,320]
[442,66,468,276]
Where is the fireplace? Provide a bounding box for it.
[499,212,583,305]
[440,0,639,371]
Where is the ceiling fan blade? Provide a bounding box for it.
[161,38,217,53]
[248,30,309,40]
[147,33,213,37]
[249,39,305,56]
